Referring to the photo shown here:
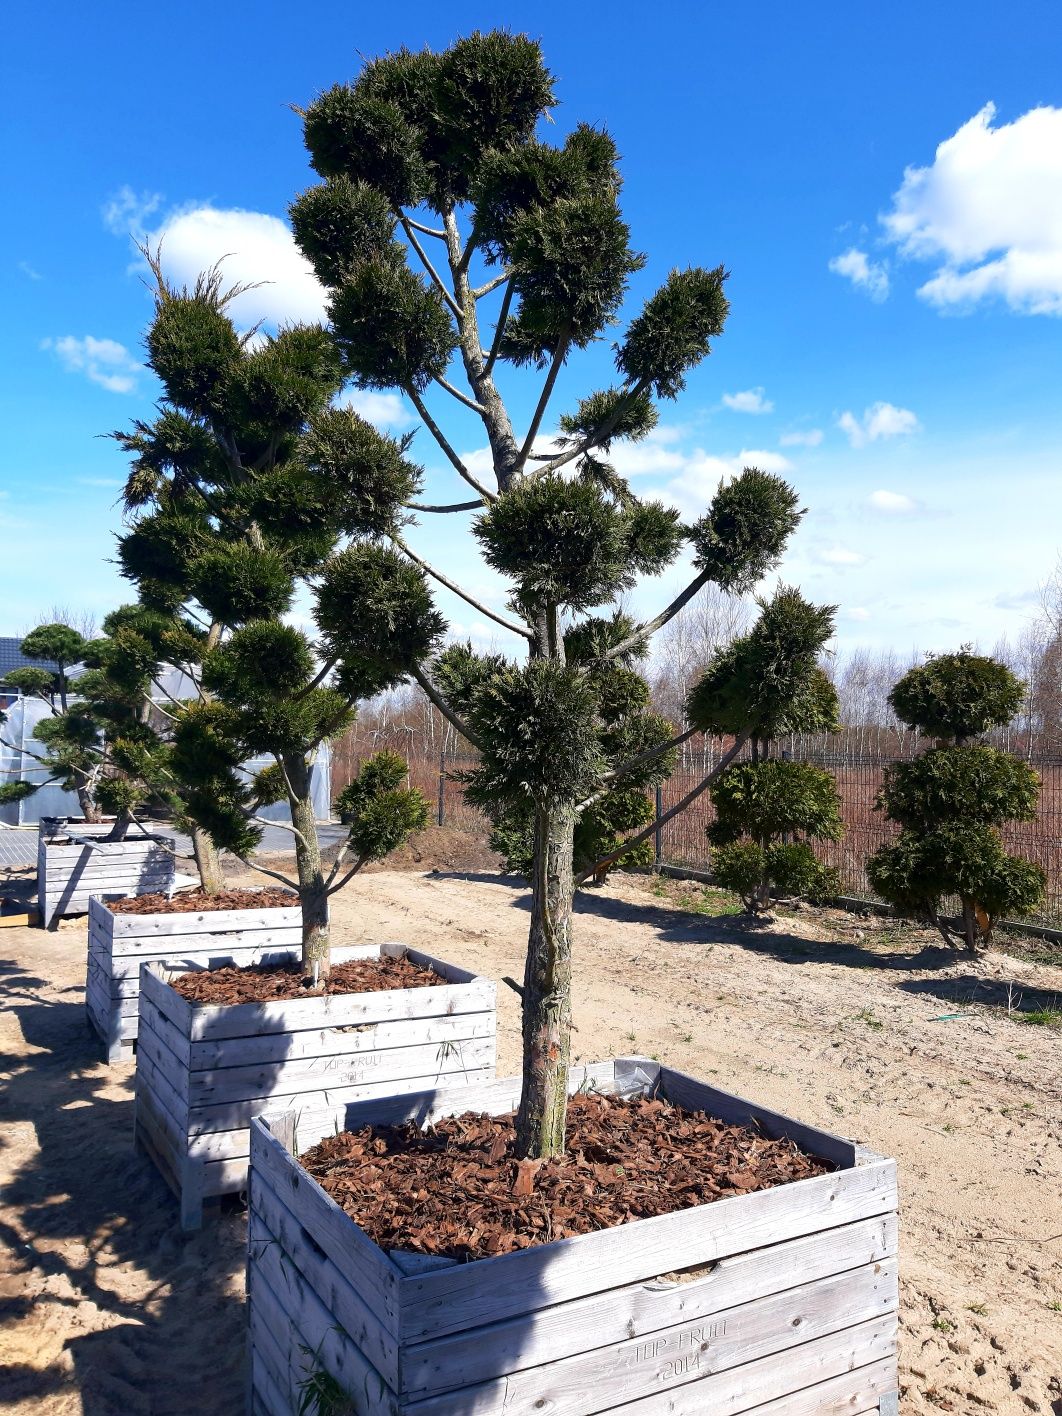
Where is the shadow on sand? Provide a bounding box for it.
[0,955,247,1415]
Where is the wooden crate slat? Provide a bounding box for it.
[188,1034,495,1109]
[189,1010,496,1071]
[401,1213,898,1398]
[185,974,497,1042]
[250,1201,400,1414]
[250,1187,400,1390]
[104,902,304,937]
[251,1116,402,1324]
[402,1260,897,1416]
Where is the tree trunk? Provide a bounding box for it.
[192,825,224,895]
[514,802,576,1160]
[77,786,101,824]
[286,753,330,982]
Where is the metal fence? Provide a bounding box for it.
[333,742,1062,927]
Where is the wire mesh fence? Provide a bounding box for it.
[333,739,1062,928]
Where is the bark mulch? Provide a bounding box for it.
[170,953,445,1006]
[299,1091,834,1263]
[107,887,298,915]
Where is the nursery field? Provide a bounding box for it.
[0,864,1060,1415]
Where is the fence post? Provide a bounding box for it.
[437,750,446,827]
[654,783,663,869]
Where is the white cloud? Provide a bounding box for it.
[838,402,919,448]
[102,185,164,237]
[660,448,793,519]
[868,489,919,514]
[882,102,1062,315]
[816,544,866,567]
[18,260,42,281]
[779,428,824,448]
[122,201,327,329]
[609,426,689,478]
[846,607,872,622]
[721,387,773,414]
[342,390,414,430]
[41,335,141,394]
[828,248,890,302]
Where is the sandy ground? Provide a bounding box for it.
[1,863,1060,1414]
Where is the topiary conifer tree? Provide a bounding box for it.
[867,650,1045,951]
[289,32,829,1156]
[114,257,435,973]
[692,594,842,910]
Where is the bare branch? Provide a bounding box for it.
[394,535,532,641]
[574,732,751,885]
[404,385,496,501]
[250,814,309,849]
[536,378,652,479]
[233,854,301,890]
[407,498,484,514]
[588,725,700,799]
[409,662,483,750]
[400,217,463,322]
[404,217,446,240]
[483,279,514,380]
[431,373,488,416]
[473,268,514,299]
[327,854,369,896]
[514,332,570,474]
[603,569,713,662]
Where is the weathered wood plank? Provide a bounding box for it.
[186,973,496,1042]
[136,1013,192,1103]
[102,902,303,938]
[102,945,301,981]
[401,1213,898,1398]
[251,1116,402,1327]
[189,1011,495,1071]
[400,1159,896,1344]
[140,964,195,1035]
[188,1066,494,1136]
[402,1259,897,1415]
[188,1035,495,1110]
[249,1188,400,1390]
[250,1200,399,1414]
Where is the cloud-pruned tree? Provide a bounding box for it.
[113,255,433,971]
[289,32,830,1157]
[867,651,1046,951]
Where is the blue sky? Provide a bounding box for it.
[3,0,1062,665]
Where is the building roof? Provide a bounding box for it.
[0,637,59,685]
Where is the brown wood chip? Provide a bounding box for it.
[170,953,446,1005]
[299,1092,834,1263]
[107,887,298,915]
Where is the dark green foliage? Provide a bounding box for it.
[616,267,730,398]
[113,408,227,508]
[0,779,38,805]
[333,753,428,867]
[303,80,429,205]
[315,544,446,694]
[463,660,605,814]
[867,652,1044,948]
[714,841,839,912]
[708,759,845,847]
[334,751,408,822]
[204,623,315,702]
[879,747,1039,832]
[889,651,1025,742]
[290,178,400,287]
[230,325,345,436]
[708,759,843,913]
[329,260,457,392]
[146,294,242,418]
[689,468,803,592]
[117,510,213,602]
[557,386,658,449]
[688,588,836,740]
[20,623,86,670]
[475,478,681,612]
[432,642,509,716]
[4,666,58,697]
[191,544,294,625]
[299,406,421,535]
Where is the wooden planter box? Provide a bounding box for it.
[134,943,497,1230]
[247,1059,900,1416]
[38,822,175,928]
[86,892,303,1063]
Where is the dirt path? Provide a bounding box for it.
[1,866,1060,1414]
